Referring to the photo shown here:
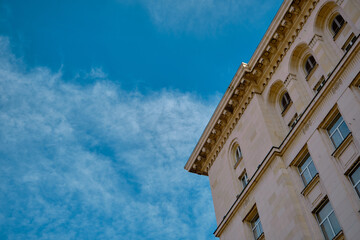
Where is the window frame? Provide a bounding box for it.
[235,146,243,165]
[326,114,350,148]
[240,172,249,188]
[349,164,360,198]
[251,214,264,240]
[298,153,318,186]
[331,14,345,37]
[304,55,317,77]
[280,91,292,113]
[315,201,342,240]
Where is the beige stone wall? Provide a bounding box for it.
[207,0,360,239]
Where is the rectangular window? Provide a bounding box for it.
[349,165,360,197]
[314,76,326,93]
[251,214,263,240]
[240,172,249,188]
[316,201,341,240]
[298,154,318,186]
[342,33,356,52]
[327,114,350,148]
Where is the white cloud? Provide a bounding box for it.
[139,0,280,34]
[0,36,218,239]
[87,67,108,79]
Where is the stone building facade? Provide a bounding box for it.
[185,0,360,239]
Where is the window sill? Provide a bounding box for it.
[301,173,320,196]
[256,232,265,240]
[234,157,243,169]
[331,132,352,157]
[332,230,344,240]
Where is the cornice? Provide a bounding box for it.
[185,0,320,175]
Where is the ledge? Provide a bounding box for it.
[333,230,344,240]
[234,157,243,169]
[301,173,320,196]
[331,132,352,157]
[257,232,265,240]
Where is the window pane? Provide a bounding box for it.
[339,121,350,138]
[281,92,291,111]
[253,228,259,239]
[241,174,248,188]
[350,166,360,186]
[251,216,258,228]
[305,61,312,75]
[331,131,342,148]
[258,220,263,234]
[332,15,345,35]
[299,156,311,172]
[235,146,242,163]
[355,184,360,197]
[328,115,342,135]
[301,170,312,185]
[308,161,318,178]
[332,21,340,34]
[320,220,333,240]
[318,203,332,222]
[329,212,341,236]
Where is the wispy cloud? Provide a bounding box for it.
[0,36,218,239]
[139,0,280,34]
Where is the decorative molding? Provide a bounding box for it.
[336,0,344,6]
[284,73,297,87]
[187,0,321,175]
[309,34,323,49]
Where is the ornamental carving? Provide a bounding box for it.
[309,34,323,49]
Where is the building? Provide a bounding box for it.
[185,0,360,239]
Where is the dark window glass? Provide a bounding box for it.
[332,14,345,36]
[305,55,317,76]
[281,92,291,112]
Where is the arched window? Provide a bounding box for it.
[331,14,345,36]
[235,146,242,164]
[304,55,317,76]
[281,92,291,112]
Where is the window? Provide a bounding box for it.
[342,33,356,52]
[327,114,350,148]
[281,92,291,112]
[298,154,318,186]
[331,14,345,36]
[314,76,326,93]
[316,201,341,240]
[349,165,360,197]
[240,172,249,188]
[251,214,263,240]
[235,146,242,164]
[288,113,299,129]
[304,55,317,76]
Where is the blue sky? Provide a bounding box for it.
[0,0,282,239]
